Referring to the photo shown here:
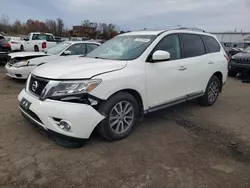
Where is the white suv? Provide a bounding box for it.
[18,29,228,147]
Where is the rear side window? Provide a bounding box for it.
[201,35,220,53]
[181,34,205,58]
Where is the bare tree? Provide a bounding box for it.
[0,14,10,33]
[56,18,64,36]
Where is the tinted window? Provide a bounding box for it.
[181,34,205,58]
[201,35,220,53]
[32,34,54,41]
[153,34,181,60]
[86,43,99,53]
[66,43,86,55]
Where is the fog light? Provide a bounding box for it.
[58,120,71,131]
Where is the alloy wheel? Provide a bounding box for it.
[208,81,219,103]
[109,101,134,134]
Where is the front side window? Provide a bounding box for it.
[152,34,181,60]
[201,35,220,53]
[46,35,54,41]
[181,34,205,58]
[86,35,157,60]
[66,43,86,55]
[46,42,71,55]
[86,43,99,53]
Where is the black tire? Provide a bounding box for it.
[55,137,84,148]
[20,45,24,51]
[228,70,237,77]
[34,46,39,52]
[97,92,139,141]
[199,75,221,106]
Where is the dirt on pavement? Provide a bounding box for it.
[1,65,250,188]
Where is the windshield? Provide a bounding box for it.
[46,42,71,55]
[86,35,157,60]
[243,46,250,53]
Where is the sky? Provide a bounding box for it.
[1,0,250,32]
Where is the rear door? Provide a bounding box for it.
[201,35,225,79]
[180,33,209,95]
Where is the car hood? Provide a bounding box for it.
[232,52,250,60]
[32,57,127,79]
[28,55,60,65]
[9,52,47,59]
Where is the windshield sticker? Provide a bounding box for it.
[134,38,151,43]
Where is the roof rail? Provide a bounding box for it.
[175,27,206,33]
[158,27,206,36]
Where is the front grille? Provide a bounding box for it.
[29,75,49,97]
[235,58,250,64]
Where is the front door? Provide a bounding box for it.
[146,34,188,109]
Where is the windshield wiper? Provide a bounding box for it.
[94,56,107,59]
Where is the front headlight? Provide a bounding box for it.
[50,79,102,97]
[12,60,29,68]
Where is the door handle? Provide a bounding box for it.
[178,66,187,71]
[208,61,215,64]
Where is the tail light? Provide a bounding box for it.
[11,41,18,44]
[42,42,46,49]
[2,43,10,48]
[224,54,230,63]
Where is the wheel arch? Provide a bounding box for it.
[212,71,223,92]
[105,89,144,118]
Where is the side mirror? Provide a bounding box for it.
[152,50,170,62]
[24,38,29,41]
[63,50,72,55]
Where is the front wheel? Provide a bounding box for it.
[97,92,139,141]
[199,76,221,106]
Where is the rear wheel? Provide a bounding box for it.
[199,75,221,106]
[97,92,139,141]
[34,45,39,52]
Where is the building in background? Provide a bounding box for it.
[72,26,95,37]
[212,32,250,48]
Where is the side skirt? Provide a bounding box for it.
[144,92,204,113]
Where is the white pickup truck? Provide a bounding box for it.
[21,32,57,52]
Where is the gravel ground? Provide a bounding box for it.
[1,65,250,188]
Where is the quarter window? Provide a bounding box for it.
[153,34,181,60]
[201,35,220,53]
[181,34,205,58]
